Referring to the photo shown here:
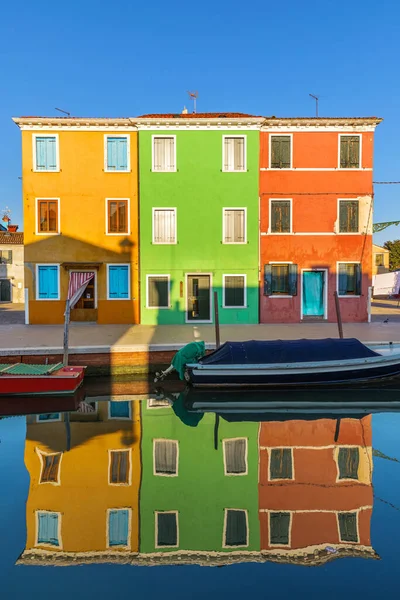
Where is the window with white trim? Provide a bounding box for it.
[338,512,358,542]
[224,509,248,547]
[223,438,247,474]
[37,265,59,300]
[338,263,361,296]
[108,509,130,547]
[339,200,359,233]
[270,136,291,169]
[37,511,60,546]
[270,200,291,233]
[105,136,129,171]
[340,136,360,169]
[154,440,178,475]
[223,275,246,308]
[109,450,130,484]
[269,448,293,480]
[153,209,176,244]
[34,136,58,171]
[156,512,178,547]
[153,137,176,172]
[223,137,246,171]
[40,452,62,484]
[269,512,290,545]
[223,209,246,243]
[147,276,169,308]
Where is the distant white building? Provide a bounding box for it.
[0,230,24,302]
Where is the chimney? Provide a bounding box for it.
[181,106,188,114]
[7,224,18,233]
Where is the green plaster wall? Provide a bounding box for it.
[139,129,260,324]
[139,401,260,554]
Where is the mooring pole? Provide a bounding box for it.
[333,291,344,339]
[63,298,71,366]
[214,291,220,349]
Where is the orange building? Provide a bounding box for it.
[258,415,376,564]
[260,117,382,322]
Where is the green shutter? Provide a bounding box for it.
[338,512,358,542]
[340,137,349,168]
[280,137,291,168]
[224,276,245,307]
[340,136,360,168]
[355,264,362,295]
[271,201,290,233]
[271,137,281,168]
[264,265,272,296]
[271,136,291,169]
[288,264,298,296]
[270,448,292,479]
[270,512,290,545]
[338,447,359,479]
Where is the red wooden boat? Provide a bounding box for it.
[0,363,86,396]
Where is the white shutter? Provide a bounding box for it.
[234,209,245,242]
[153,209,176,243]
[234,138,245,170]
[224,137,245,171]
[224,209,233,242]
[153,137,175,171]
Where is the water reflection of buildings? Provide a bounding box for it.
[17,398,378,566]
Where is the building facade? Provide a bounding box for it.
[373,243,390,275]
[13,117,139,324]
[137,113,263,325]
[0,230,24,302]
[260,117,381,323]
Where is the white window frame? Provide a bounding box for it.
[222,135,247,172]
[32,134,60,173]
[222,508,249,548]
[107,399,132,420]
[336,261,362,299]
[336,511,360,544]
[104,134,131,173]
[69,268,98,309]
[108,448,132,486]
[155,511,179,549]
[222,275,247,309]
[185,272,213,324]
[147,398,171,409]
[336,198,360,234]
[35,197,61,236]
[153,439,179,477]
[152,207,177,245]
[36,412,62,423]
[268,198,293,234]
[223,438,248,476]
[268,134,293,169]
[222,207,247,244]
[35,510,63,549]
[268,510,293,547]
[300,268,328,320]
[106,507,132,549]
[36,448,63,486]
[152,135,177,173]
[35,264,61,301]
[146,274,170,309]
[268,261,294,299]
[334,446,362,483]
[338,134,362,170]
[268,447,295,481]
[105,198,130,235]
[106,263,131,301]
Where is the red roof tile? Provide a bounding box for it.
[0,232,24,245]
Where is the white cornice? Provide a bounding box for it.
[12,117,136,132]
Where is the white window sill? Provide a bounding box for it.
[152,242,177,245]
[104,169,131,173]
[36,298,60,301]
[269,295,293,299]
[222,169,247,173]
[337,295,361,298]
[223,305,247,309]
[106,232,130,236]
[267,231,292,235]
[33,169,60,173]
[146,306,170,310]
[151,169,177,173]
[107,297,131,301]
[35,232,60,236]
[222,241,247,245]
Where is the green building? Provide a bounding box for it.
[139,398,260,559]
[136,113,263,325]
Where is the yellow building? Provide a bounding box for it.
[12,117,139,324]
[20,398,141,563]
[373,243,390,276]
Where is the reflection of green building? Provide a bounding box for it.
[139,400,260,559]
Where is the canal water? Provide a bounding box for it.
[0,385,399,599]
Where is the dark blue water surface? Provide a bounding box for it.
[0,387,399,600]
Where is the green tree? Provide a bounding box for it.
[384,240,400,270]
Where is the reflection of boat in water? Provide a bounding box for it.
[0,387,85,417]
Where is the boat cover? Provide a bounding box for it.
[172,341,206,379]
[198,338,380,366]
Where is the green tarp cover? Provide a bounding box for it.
[171,341,206,380]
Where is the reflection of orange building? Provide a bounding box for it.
[259,416,375,564]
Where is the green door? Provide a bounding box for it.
[187,275,211,321]
[302,271,325,317]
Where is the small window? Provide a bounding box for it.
[107,265,129,299]
[37,199,59,234]
[109,401,131,419]
[270,200,291,233]
[107,199,128,234]
[338,512,358,542]
[40,453,62,483]
[270,448,293,480]
[37,265,59,300]
[105,136,129,171]
[108,509,130,547]
[37,511,60,546]
[110,450,130,484]
[147,276,169,309]
[375,253,385,267]
[156,512,178,547]
[223,209,246,243]
[224,509,248,547]
[339,200,359,233]
[148,398,171,408]
[0,250,12,265]
[340,135,360,169]
[223,439,247,475]
[270,136,291,169]
[223,276,246,308]
[153,209,176,244]
[34,136,58,171]
[223,137,246,172]
[264,264,298,296]
[338,447,359,480]
[154,440,178,475]
[37,413,60,422]
[153,137,176,172]
[338,263,361,296]
[269,512,290,545]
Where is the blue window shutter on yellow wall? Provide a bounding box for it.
[109,509,129,546]
[107,137,128,170]
[36,137,57,170]
[38,266,59,299]
[109,266,129,298]
[38,512,59,545]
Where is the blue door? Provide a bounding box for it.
[302,271,325,317]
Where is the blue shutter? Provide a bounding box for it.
[109,509,129,546]
[109,266,129,299]
[355,264,362,295]
[338,264,348,296]
[107,137,128,171]
[38,512,59,546]
[117,138,128,170]
[288,264,298,296]
[264,265,272,296]
[110,401,130,418]
[38,266,59,299]
[36,137,57,170]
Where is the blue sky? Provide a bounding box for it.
[0,0,398,245]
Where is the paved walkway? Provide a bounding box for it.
[0,303,24,325]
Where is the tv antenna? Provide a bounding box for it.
[55,107,71,117]
[309,94,319,117]
[187,91,198,113]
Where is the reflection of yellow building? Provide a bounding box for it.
[373,243,390,275]
[21,398,141,563]
[12,117,139,324]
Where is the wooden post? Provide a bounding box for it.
[214,290,220,349]
[333,291,344,339]
[63,299,71,366]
